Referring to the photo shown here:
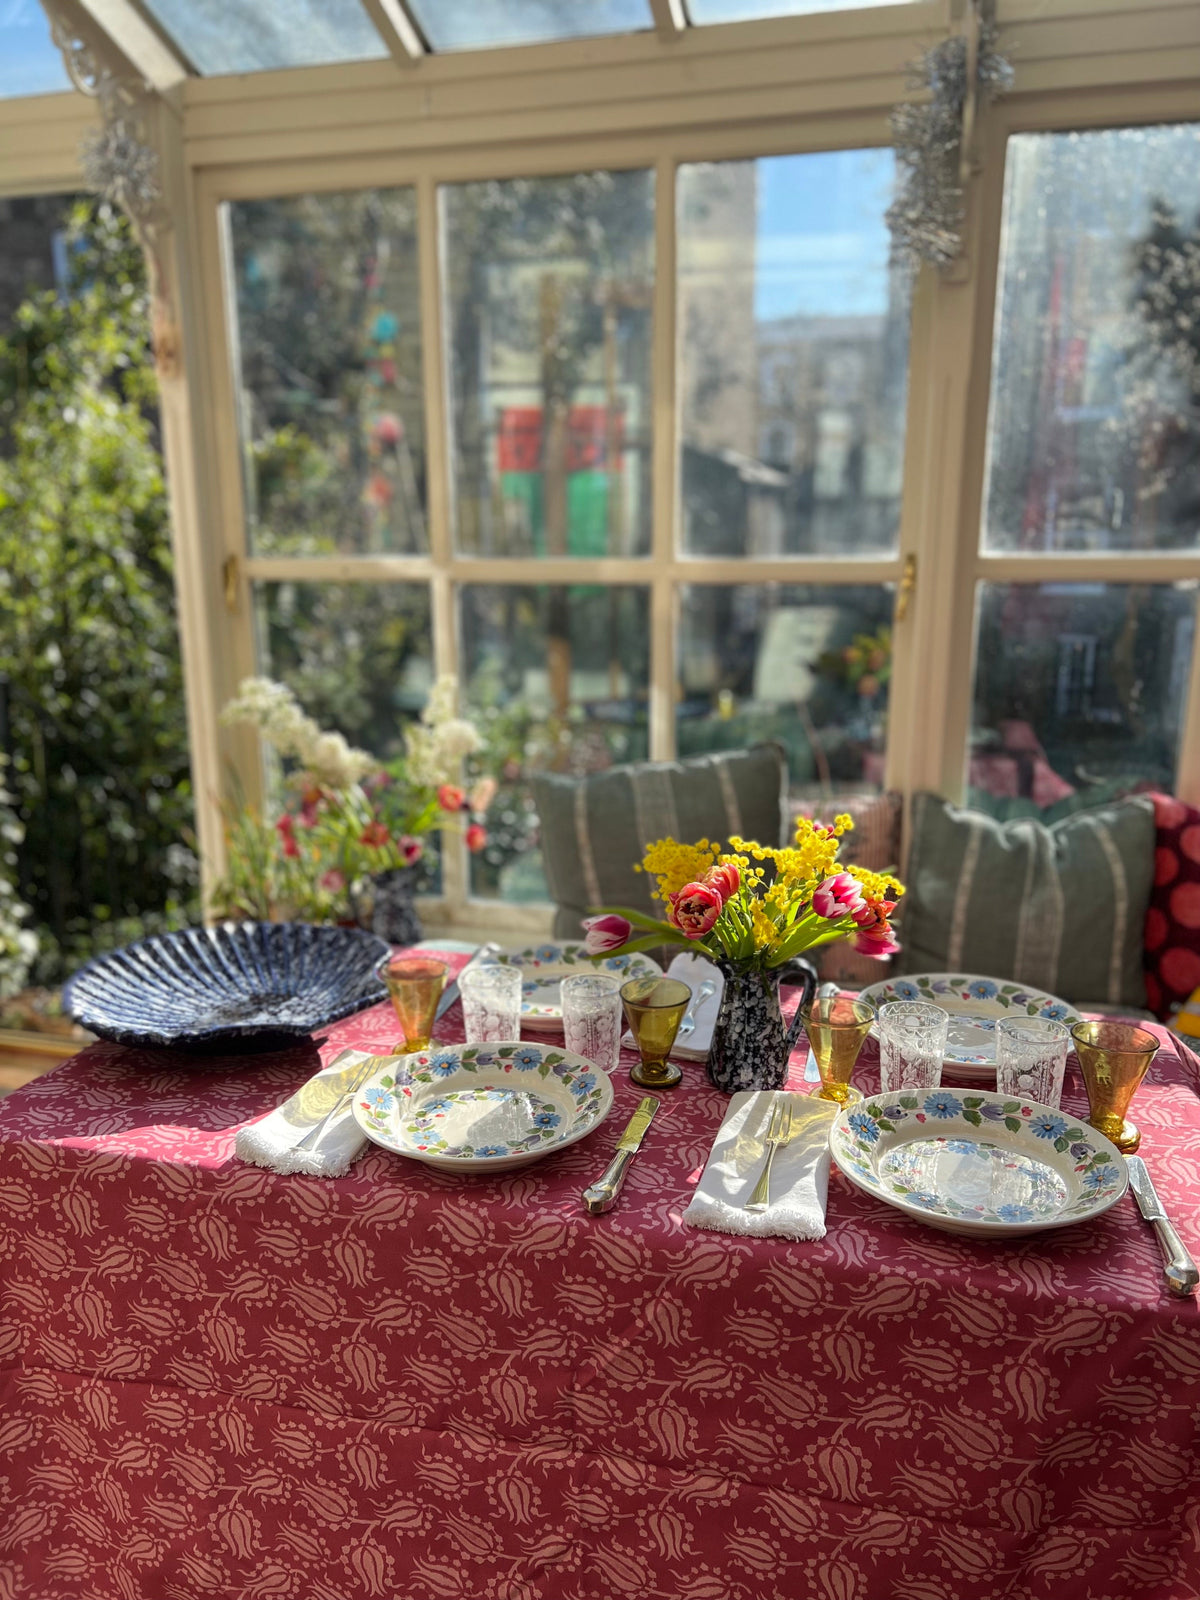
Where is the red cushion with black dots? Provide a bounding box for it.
[1144,792,1200,1020]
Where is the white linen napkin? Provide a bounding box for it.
[683,1089,837,1240]
[621,951,725,1061]
[235,1048,386,1178]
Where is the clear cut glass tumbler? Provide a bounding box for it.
[996,1016,1069,1109]
[877,1000,949,1094]
[459,963,523,1044]
[561,973,623,1072]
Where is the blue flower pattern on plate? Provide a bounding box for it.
[362,1085,394,1112]
[923,1092,962,1119]
[1031,1113,1068,1141]
[1039,1003,1070,1021]
[532,1110,561,1129]
[996,1203,1037,1223]
[511,1048,543,1070]
[848,1109,880,1144]
[967,980,998,1000]
[891,980,921,1001]
[426,1051,460,1078]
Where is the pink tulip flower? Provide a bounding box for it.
[812,872,866,920]
[582,914,632,955]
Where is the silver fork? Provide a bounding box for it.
[293,1052,380,1153]
[744,1095,793,1212]
[676,979,717,1040]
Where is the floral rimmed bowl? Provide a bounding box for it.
[829,1088,1127,1238]
[857,972,1080,1079]
[487,942,661,1030]
[352,1040,614,1172]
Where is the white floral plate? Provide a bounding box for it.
[857,972,1081,1080]
[488,942,661,1030]
[830,1088,1127,1237]
[352,1040,614,1173]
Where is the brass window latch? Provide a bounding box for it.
[222,553,240,613]
[895,553,917,623]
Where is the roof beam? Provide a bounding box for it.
[359,0,428,65]
[648,0,688,40]
[68,0,189,89]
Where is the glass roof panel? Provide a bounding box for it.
[687,0,916,21]
[142,0,388,75]
[408,0,653,52]
[1,0,72,98]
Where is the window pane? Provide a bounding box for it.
[677,150,909,556]
[969,584,1194,815]
[0,194,78,330]
[688,0,916,19]
[984,125,1200,554]
[228,190,426,557]
[460,585,650,899]
[2,0,71,97]
[143,0,387,74]
[442,171,654,558]
[255,582,434,759]
[410,0,651,51]
[678,584,893,794]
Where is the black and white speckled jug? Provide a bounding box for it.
[705,958,817,1094]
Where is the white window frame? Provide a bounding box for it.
[3,0,1199,935]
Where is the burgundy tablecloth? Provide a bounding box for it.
[2,953,1200,1600]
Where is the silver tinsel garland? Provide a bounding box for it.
[81,108,161,224]
[887,25,1013,272]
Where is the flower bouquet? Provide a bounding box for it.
[214,676,494,939]
[583,816,903,1093]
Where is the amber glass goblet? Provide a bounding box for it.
[1070,1020,1159,1154]
[621,976,691,1091]
[801,994,875,1105]
[379,956,447,1053]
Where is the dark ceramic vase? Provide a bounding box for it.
[368,868,424,947]
[705,957,818,1094]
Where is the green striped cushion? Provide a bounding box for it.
[897,792,1156,1008]
[533,744,787,940]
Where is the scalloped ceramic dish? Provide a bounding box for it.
[353,1040,614,1172]
[857,972,1081,1080]
[830,1088,1127,1237]
[488,942,661,1030]
[63,921,389,1053]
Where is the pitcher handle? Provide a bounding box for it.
[776,957,817,1054]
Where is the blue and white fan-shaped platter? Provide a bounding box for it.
[64,921,390,1052]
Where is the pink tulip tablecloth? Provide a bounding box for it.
[2,949,1200,1600]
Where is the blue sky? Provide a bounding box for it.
[754,147,896,321]
[1,0,70,98]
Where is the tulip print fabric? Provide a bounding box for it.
[1,954,1200,1600]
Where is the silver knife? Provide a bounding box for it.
[434,942,502,1021]
[581,1098,658,1215]
[1126,1156,1199,1298]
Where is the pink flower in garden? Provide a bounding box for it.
[465,824,488,853]
[703,863,740,904]
[437,784,466,813]
[669,882,723,940]
[582,914,632,955]
[320,869,346,892]
[275,814,300,859]
[399,836,423,865]
[359,821,390,849]
[812,872,866,920]
[469,776,498,814]
[373,412,402,446]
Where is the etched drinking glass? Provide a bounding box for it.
[877,1001,949,1094]
[1070,1020,1160,1154]
[996,1016,1069,1109]
[380,956,447,1053]
[621,976,691,1091]
[561,973,623,1072]
[459,963,523,1044]
[800,994,875,1105]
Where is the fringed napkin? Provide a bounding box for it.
[683,1089,837,1240]
[235,1049,385,1178]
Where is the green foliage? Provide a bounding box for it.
[0,199,195,980]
